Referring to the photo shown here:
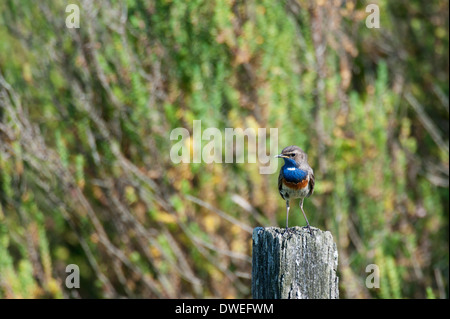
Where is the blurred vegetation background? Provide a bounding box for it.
[0,0,448,299]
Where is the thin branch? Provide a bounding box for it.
[405,91,449,155]
[185,195,253,234]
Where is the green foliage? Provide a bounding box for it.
[0,0,448,299]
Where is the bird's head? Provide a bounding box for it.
[275,145,307,167]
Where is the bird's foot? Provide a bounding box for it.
[303,225,316,237]
[283,227,295,238]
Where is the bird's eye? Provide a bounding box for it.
[290,154,294,157]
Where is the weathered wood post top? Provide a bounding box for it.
[252,226,339,299]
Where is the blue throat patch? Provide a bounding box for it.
[282,158,307,183]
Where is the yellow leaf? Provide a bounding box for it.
[204,215,220,233]
[156,212,177,224]
[22,63,32,83]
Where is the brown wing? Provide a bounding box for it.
[307,170,315,197]
[278,171,286,200]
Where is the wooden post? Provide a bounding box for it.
[252,226,339,299]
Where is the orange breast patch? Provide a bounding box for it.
[282,178,308,190]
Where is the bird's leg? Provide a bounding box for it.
[285,200,290,229]
[300,198,313,235]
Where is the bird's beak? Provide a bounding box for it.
[275,154,288,158]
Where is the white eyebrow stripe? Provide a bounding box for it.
[287,167,296,171]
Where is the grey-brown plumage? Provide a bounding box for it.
[276,146,315,234]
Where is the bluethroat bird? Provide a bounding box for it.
[276,146,315,234]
